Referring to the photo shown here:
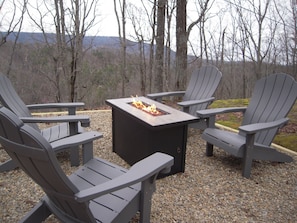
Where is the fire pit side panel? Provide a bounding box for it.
[111,107,188,176]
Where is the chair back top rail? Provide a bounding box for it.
[184,65,222,114]
[240,73,297,145]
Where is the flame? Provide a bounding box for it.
[131,96,161,115]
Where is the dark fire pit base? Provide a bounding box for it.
[106,97,198,177]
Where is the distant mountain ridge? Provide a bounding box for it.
[4,32,187,60]
[4,32,148,54]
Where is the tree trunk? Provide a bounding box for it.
[53,0,66,102]
[175,0,187,90]
[114,0,128,96]
[164,1,175,91]
[154,0,166,92]
[148,0,157,93]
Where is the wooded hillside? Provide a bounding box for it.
[1,1,297,108]
[0,37,295,109]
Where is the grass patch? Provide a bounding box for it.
[210,99,297,153]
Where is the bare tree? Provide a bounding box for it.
[0,0,27,75]
[114,0,128,96]
[274,0,297,78]
[142,0,157,93]
[235,0,277,79]
[0,0,25,46]
[164,0,176,91]
[155,0,167,92]
[175,0,211,90]
[155,0,166,92]
[69,0,99,102]
[129,0,158,94]
[128,3,147,95]
[175,0,187,90]
[27,0,99,102]
[289,0,297,77]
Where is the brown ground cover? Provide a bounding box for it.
[1,110,296,222]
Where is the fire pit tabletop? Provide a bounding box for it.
[106,96,198,128]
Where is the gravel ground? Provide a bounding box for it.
[1,110,297,222]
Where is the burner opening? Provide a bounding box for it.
[128,101,169,116]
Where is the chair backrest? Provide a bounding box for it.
[183,65,222,115]
[0,107,95,222]
[240,73,297,146]
[0,73,40,131]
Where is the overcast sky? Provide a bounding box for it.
[0,0,219,37]
[1,0,291,57]
[0,1,119,36]
[96,1,121,37]
[0,0,235,55]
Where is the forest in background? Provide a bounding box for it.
[1,1,297,108]
[0,35,294,109]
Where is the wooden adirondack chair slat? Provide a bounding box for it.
[147,65,222,129]
[0,73,99,170]
[197,73,297,178]
[0,107,174,222]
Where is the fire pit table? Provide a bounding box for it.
[106,96,198,177]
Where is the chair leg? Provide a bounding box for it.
[69,146,80,166]
[20,200,51,223]
[139,176,157,223]
[206,142,214,156]
[0,159,18,172]
[69,122,80,166]
[205,116,215,156]
[242,156,253,178]
[242,134,255,178]
[82,142,93,164]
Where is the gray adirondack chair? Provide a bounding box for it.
[0,73,94,171]
[147,65,222,129]
[0,106,174,223]
[197,73,297,178]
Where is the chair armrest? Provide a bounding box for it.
[147,91,186,100]
[196,107,247,118]
[27,102,85,115]
[19,115,90,127]
[75,152,174,202]
[50,131,102,152]
[178,97,215,107]
[239,118,289,134]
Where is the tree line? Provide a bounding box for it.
[0,0,296,108]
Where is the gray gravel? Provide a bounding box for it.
[1,110,297,222]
